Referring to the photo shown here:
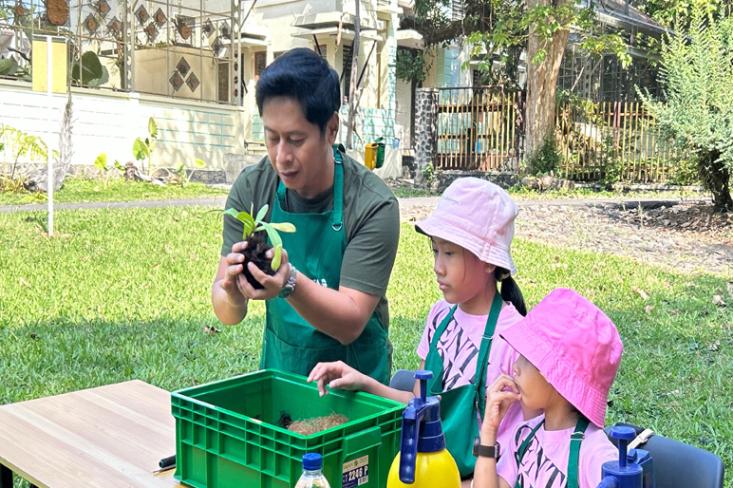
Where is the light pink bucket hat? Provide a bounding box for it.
[415,177,518,274]
[501,288,623,427]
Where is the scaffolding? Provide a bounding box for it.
[0,0,244,104]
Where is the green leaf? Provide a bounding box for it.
[271,245,282,271]
[269,222,296,233]
[148,118,158,139]
[224,208,255,238]
[262,224,282,249]
[93,153,108,171]
[0,57,18,76]
[132,138,148,161]
[255,204,269,223]
[71,51,104,85]
[86,65,109,88]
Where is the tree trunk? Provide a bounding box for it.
[525,0,570,160]
[345,0,361,150]
[700,151,733,212]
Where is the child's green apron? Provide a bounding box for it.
[423,292,503,478]
[513,416,590,488]
[260,147,391,384]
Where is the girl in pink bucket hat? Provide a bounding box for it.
[473,288,623,488]
[309,177,534,485]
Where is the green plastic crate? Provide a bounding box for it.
[171,369,403,488]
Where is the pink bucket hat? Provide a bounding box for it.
[500,288,623,427]
[415,177,518,274]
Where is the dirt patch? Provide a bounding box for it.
[399,197,733,277]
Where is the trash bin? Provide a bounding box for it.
[364,142,378,170]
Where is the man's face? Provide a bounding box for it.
[262,96,338,199]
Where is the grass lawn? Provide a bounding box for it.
[1,207,731,484]
[0,176,227,205]
[1,176,704,206]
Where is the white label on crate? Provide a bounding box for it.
[342,455,369,487]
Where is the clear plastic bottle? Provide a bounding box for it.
[294,453,331,488]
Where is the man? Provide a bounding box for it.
[212,48,400,384]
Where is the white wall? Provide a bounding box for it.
[395,77,412,149]
[0,79,247,170]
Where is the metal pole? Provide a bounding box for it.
[46,35,54,237]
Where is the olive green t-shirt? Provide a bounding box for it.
[221,152,400,329]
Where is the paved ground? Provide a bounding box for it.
[400,196,733,277]
[4,195,732,278]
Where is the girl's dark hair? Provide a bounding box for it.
[255,48,341,134]
[494,267,527,316]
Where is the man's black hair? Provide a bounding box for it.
[255,48,341,133]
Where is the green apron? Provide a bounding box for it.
[260,147,391,384]
[513,416,590,488]
[423,292,503,478]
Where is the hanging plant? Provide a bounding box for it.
[47,0,70,26]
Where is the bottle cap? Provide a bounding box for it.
[303,452,322,471]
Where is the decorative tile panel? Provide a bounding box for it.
[169,72,184,91]
[186,73,200,92]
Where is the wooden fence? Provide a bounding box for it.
[433,87,681,183]
[556,100,679,182]
[435,87,524,172]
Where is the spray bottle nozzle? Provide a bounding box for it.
[414,370,431,402]
[397,370,446,483]
[598,426,643,488]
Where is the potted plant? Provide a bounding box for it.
[224,204,296,289]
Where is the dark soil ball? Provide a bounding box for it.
[242,231,276,289]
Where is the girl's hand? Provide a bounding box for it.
[482,375,520,436]
[308,361,368,397]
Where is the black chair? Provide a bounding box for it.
[389,369,417,392]
[606,423,724,488]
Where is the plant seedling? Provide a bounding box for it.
[224,204,296,289]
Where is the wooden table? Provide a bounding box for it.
[0,380,183,487]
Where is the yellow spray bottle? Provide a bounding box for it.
[387,370,461,488]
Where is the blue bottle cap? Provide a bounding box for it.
[303,452,322,471]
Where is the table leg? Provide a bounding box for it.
[0,464,12,488]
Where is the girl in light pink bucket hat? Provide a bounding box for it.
[309,177,533,484]
[474,288,623,488]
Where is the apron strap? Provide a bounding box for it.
[426,305,458,394]
[474,292,504,415]
[566,416,590,488]
[512,416,589,488]
[514,419,544,472]
[275,145,344,233]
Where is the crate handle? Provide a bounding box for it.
[343,426,382,456]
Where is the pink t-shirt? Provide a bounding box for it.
[497,415,617,488]
[416,299,525,448]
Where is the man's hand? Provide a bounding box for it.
[308,361,369,397]
[219,241,250,306]
[239,248,291,301]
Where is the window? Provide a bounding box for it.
[342,43,353,99]
[254,51,267,79]
[218,62,229,103]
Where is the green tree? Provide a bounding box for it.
[634,0,726,29]
[640,11,733,212]
[402,0,629,159]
